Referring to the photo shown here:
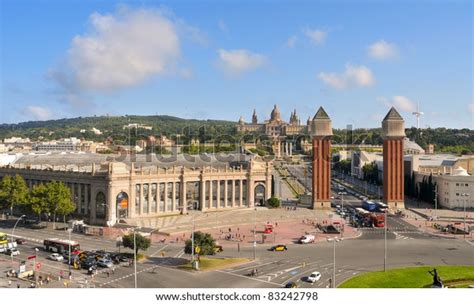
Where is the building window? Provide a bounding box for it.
[135,184,141,215]
[205,181,210,209]
[87,184,91,216]
[456,193,459,196]
[74,184,79,213]
[186,181,200,209]
[219,180,225,207]
[151,183,157,213]
[175,182,181,210]
[167,182,173,211]
[227,180,233,206]
[96,192,106,219]
[212,181,218,208]
[142,184,149,214]
[456,183,459,186]
[235,180,241,206]
[159,183,165,212]
[80,184,86,214]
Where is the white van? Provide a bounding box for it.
[299,235,315,244]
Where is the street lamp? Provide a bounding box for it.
[10,215,25,262]
[327,237,342,288]
[253,207,257,260]
[67,228,72,271]
[460,193,470,239]
[132,226,141,288]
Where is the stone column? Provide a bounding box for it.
[164,182,168,213]
[107,182,115,224]
[181,177,187,214]
[231,180,235,207]
[248,179,255,207]
[239,179,243,207]
[200,178,206,211]
[289,142,293,156]
[172,182,176,213]
[224,179,228,208]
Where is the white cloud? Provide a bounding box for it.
[21,106,52,120]
[286,35,297,48]
[304,28,327,44]
[392,96,416,112]
[378,96,416,112]
[50,7,184,94]
[216,49,266,75]
[318,64,375,89]
[368,40,399,60]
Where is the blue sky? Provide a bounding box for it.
[1,0,472,128]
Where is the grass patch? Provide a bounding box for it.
[179,257,250,271]
[339,265,474,288]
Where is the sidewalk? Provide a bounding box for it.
[164,210,359,249]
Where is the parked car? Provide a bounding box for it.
[299,235,315,244]
[48,253,64,262]
[6,248,20,256]
[270,245,288,252]
[15,238,26,245]
[307,271,322,283]
[81,257,97,270]
[97,258,114,268]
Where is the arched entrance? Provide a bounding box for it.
[254,184,265,206]
[116,192,129,219]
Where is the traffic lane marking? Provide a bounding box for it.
[214,269,283,287]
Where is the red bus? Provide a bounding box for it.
[44,238,80,254]
[370,214,385,228]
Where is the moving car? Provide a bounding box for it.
[307,271,322,283]
[271,245,288,252]
[299,235,315,244]
[48,253,64,262]
[97,258,114,268]
[15,238,26,245]
[285,282,298,288]
[6,248,20,256]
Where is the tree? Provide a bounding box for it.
[122,233,151,255]
[267,196,280,208]
[0,174,29,215]
[184,231,216,256]
[29,183,49,221]
[43,181,75,228]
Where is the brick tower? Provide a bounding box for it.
[311,107,333,209]
[381,107,405,209]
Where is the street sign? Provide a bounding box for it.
[27,255,36,260]
[195,246,201,254]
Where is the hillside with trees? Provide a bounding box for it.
[0,115,472,154]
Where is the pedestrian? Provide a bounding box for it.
[8,280,12,287]
[17,284,20,288]
[107,271,110,278]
